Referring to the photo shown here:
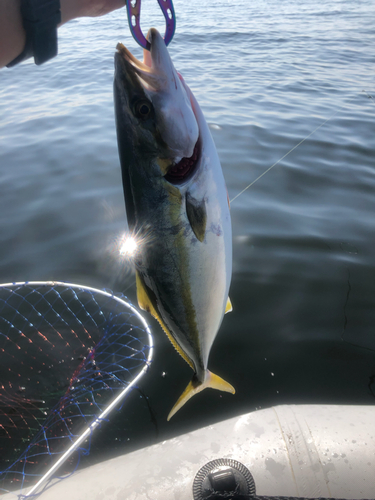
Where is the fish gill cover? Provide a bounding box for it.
[0,282,152,495]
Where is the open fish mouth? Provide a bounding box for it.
[116,42,161,91]
[164,139,200,185]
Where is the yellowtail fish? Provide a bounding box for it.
[114,28,234,420]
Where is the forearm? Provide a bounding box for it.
[0,0,124,68]
[59,0,126,24]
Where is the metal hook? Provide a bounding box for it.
[126,0,176,50]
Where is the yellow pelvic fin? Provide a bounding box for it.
[167,371,235,421]
[225,297,233,314]
[135,271,194,369]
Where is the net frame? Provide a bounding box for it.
[0,280,153,498]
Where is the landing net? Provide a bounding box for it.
[0,281,153,497]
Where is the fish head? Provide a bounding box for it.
[114,28,199,178]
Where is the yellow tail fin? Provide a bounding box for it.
[167,371,235,421]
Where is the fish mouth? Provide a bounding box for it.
[164,139,200,185]
[115,28,171,92]
[116,41,161,91]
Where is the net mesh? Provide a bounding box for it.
[0,282,152,496]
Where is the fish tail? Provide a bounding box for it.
[167,371,235,421]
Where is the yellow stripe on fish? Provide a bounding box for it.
[136,271,195,369]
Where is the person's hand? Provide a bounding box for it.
[60,0,125,24]
[0,0,126,69]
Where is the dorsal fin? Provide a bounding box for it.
[136,271,194,369]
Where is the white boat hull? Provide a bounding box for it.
[4,404,375,499]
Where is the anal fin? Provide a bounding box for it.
[225,297,233,314]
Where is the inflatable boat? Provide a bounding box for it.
[3,404,374,499]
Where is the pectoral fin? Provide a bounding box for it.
[186,193,207,242]
[225,297,233,314]
[136,271,194,369]
[167,371,235,421]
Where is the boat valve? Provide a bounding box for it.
[193,458,256,500]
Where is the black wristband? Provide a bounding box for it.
[7,0,61,67]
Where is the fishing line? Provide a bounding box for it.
[119,90,373,290]
[362,89,375,104]
[229,92,367,204]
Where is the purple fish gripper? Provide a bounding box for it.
[126,0,176,50]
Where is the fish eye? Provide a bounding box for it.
[134,100,153,120]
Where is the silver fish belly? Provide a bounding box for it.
[114,28,234,420]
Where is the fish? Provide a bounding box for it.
[114,28,234,420]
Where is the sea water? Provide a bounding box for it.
[0,0,375,465]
